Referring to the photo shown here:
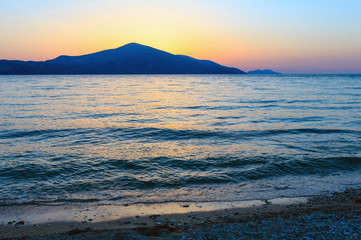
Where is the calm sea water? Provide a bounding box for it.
[1,74,361,206]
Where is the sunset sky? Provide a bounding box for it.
[1,0,360,73]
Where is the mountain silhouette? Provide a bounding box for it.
[247,69,281,74]
[0,43,245,74]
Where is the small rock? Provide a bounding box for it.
[88,218,93,222]
[7,222,13,225]
[85,226,93,230]
[149,214,160,220]
[249,222,257,228]
[182,204,189,208]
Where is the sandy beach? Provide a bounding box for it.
[0,188,360,239]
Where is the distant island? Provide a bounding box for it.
[0,43,245,75]
[247,69,282,74]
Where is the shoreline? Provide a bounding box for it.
[0,197,308,226]
[1,189,360,239]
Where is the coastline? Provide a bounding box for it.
[1,188,360,239]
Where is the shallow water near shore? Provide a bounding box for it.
[1,74,361,206]
[0,197,308,225]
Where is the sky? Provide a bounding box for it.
[0,0,361,73]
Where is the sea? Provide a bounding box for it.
[1,74,361,207]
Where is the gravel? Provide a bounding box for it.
[23,188,361,240]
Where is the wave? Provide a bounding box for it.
[1,127,359,142]
[1,156,361,206]
[1,154,361,198]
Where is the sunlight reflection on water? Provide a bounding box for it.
[0,74,361,205]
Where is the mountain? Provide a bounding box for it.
[247,69,281,74]
[0,43,245,74]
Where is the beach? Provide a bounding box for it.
[0,188,360,239]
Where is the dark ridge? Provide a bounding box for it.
[0,43,245,74]
[247,69,282,74]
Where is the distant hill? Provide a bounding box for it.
[247,69,281,74]
[0,43,245,74]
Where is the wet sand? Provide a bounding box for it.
[0,188,360,239]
